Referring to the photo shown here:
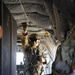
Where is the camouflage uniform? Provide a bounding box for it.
[24,46,44,75]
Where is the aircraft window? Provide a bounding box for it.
[16,52,24,65]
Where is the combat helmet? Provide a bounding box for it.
[28,33,40,47]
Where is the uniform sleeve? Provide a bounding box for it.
[37,48,47,64]
[21,32,29,49]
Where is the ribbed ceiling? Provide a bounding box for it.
[3,0,75,42]
[3,0,51,29]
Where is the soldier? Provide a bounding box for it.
[21,22,46,75]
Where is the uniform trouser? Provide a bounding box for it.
[26,66,43,75]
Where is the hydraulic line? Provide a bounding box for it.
[19,0,30,23]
